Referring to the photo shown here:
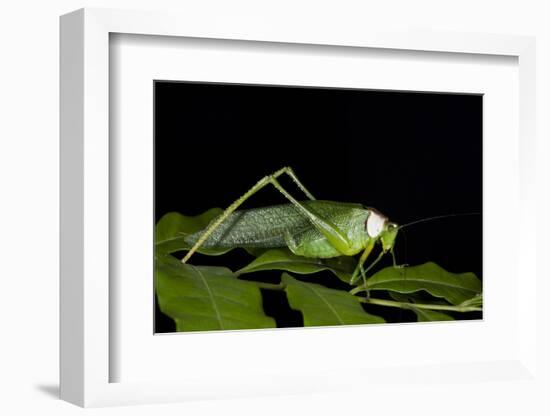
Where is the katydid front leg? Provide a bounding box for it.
[351,248,399,296]
[181,167,354,264]
[391,249,408,269]
[351,244,392,295]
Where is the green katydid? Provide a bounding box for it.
[181,167,400,287]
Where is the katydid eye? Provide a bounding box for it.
[366,211,386,238]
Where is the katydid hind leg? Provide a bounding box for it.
[268,176,354,255]
[282,166,316,200]
[182,167,350,263]
[283,230,299,254]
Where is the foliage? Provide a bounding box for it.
[236,248,356,283]
[155,210,482,332]
[156,255,275,331]
[363,262,481,305]
[282,273,385,325]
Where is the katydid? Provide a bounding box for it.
[181,167,400,287]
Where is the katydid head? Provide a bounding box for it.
[361,210,479,277]
[380,222,399,253]
[365,208,399,253]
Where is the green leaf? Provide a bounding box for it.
[282,273,384,326]
[459,293,483,309]
[243,247,269,257]
[389,292,454,322]
[155,209,232,256]
[366,262,481,305]
[156,255,276,332]
[236,249,355,282]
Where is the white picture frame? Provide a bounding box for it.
[60,7,538,408]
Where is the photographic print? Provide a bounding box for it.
[154,81,482,333]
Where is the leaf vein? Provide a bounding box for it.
[306,285,345,324]
[177,292,256,309]
[192,265,224,329]
[368,277,477,291]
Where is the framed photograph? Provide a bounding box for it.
[60,8,538,408]
[153,80,483,335]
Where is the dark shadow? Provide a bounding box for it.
[35,383,59,399]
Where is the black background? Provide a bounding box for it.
[154,81,483,332]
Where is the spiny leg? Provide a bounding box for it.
[359,263,370,299]
[391,250,397,267]
[350,240,374,285]
[391,249,408,269]
[282,166,316,200]
[182,169,284,263]
[362,251,385,276]
[268,177,352,253]
[283,230,299,253]
[351,248,385,297]
[182,167,349,264]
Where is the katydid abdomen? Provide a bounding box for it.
[184,200,370,258]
